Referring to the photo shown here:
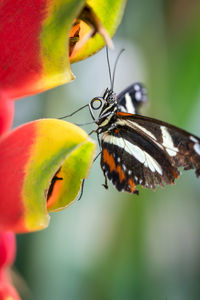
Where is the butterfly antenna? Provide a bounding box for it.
[106,47,112,89]
[111,48,125,91]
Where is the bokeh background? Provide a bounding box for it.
[14,1,200,299]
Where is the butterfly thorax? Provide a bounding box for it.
[95,89,119,133]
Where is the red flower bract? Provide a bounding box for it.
[0,232,16,268]
[0,0,126,298]
[0,232,20,300]
[0,95,14,136]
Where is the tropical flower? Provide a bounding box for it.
[0,0,126,298]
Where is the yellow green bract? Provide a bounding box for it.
[71,0,127,62]
[40,0,86,89]
[23,119,96,231]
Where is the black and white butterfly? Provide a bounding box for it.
[90,81,200,195]
[61,49,200,196]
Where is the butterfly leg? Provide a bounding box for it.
[97,134,101,149]
[102,172,108,189]
[77,151,102,200]
[93,151,102,162]
[77,179,85,201]
[88,130,96,136]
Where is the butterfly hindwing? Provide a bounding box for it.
[101,133,140,194]
[101,127,179,194]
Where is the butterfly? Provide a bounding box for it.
[90,81,200,195]
[60,49,200,196]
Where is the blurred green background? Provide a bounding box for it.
[14,1,200,299]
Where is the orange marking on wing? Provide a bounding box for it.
[116,165,125,182]
[116,112,133,116]
[170,168,179,180]
[128,179,135,193]
[114,129,119,133]
[102,149,125,182]
[103,149,116,172]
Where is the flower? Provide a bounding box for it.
[0,0,126,298]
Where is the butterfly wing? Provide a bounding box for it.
[101,113,200,194]
[117,83,147,114]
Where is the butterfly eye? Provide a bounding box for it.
[107,93,116,103]
[90,97,103,110]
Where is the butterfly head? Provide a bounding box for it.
[90,88,117,112]
[89,88,118,127]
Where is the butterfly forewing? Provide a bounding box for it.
[123,114,200,176]
[100,112,200,194]
[117,83,147,114]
